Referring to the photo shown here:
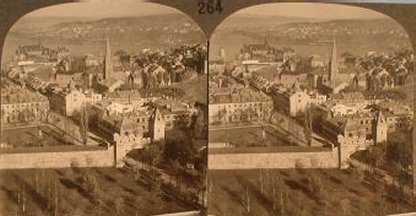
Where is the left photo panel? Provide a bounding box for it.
[0,2,208,216]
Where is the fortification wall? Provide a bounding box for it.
[208,148,339,170]
[0,146,115,170]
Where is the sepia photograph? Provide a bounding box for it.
[0,1,208,216]
[208,3,414,215]
[1,1,416,216]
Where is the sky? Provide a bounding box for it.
[237,3,388,19]
[27,1,179,18]
[25,1,393,19]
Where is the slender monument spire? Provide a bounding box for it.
[104,31,112,80]
[328,36,338,82]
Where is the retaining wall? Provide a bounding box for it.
[0,146,115,169]
[208,148,339,170]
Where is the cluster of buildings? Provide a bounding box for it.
[210,36,413,148]
[237,40,295,64]
[12,43,69,68]
[6,35,207,95]
[2,36,204,147]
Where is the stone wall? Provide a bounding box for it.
[114,133,150,167]
[0,131,152,170]
[0,146,115,170]
[208,148,339,170]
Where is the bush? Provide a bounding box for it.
[305,175,327,204]
[80,173,97,195]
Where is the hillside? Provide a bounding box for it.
[211,17,412,59]
[3,14,206,63]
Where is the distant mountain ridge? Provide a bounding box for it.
[8,14,205,51]
[211,16,411,60]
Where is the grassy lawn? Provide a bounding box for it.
[208,169,413,216]
[209,126,296,147]
[0,168,192,216]
[1,126,68,148]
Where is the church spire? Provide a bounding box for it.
[104,30,112,80]
[329,36,338,81]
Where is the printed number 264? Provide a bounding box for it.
[198,0,223,14]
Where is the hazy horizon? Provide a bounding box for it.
[25,2,181,18]
[236,3,388,20]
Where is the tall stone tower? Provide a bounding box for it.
[328,36,338,82]
[104,33,112,80]
[374,111,387,144]
[151,108,165,142]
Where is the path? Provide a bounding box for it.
[124,157,204,206]
[350,159,412,195]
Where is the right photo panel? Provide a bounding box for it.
[208,3,414,215]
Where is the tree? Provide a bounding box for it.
[303,104,313,146]
[170,159,182,190]
[93,199,106,216]
[79,103,89,145]
[54,182,59,216]
[240,109,249,123]
[368,144,386,174]
[305,175,327,204]
[341,52,354,59]
[81,173,98,198]
[17,110,27,123]
[340,199,350,216]
[18,183,27,214]
[113,197,124,216]
[114,49,128,57]
[240,182,251,215]
[146,141,164,171]
[217,107,227,123]
[190,108,206,139]
[175,114,191,130]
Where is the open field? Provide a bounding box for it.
[1,126,67,148]
[0,167,192,216]
[209,125,297,147]
[208,169,413,216]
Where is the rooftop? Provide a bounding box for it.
[209,87,272,104]
[107,90,142,99]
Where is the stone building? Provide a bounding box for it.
[209,87,273,125]
[321,116,367,143]
[270,81,310,117]
[1,87,49,124]
[96,106,165,143]
[316,37,350,95]
[48,86,86,116]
